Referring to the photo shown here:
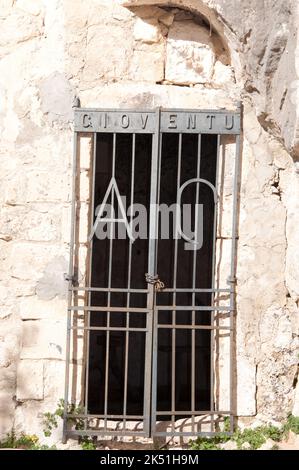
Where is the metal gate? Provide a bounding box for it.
[63,106,242,441]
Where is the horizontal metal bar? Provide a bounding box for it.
[157,325,232,331]
[68,306,149,313]
[160,288,231,293]
[71,287,149,293]
[153,431,233,437]
[66,414,143,420]
[156,306,232,311]
[71,326,147,332]
[75,107,240,115]
[67,430,147,437]
[156,411,232,416]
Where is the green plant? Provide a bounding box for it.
[30,444,57,450]
[189,423,285,451]
[42,399,85,437]
[189,432,230,451]
[81,439,96,450]
[233,428,266,450]
[0,431,39,449]
[262,424,284,442]
[283,415,299,435]
[0,429,17,448]
[0,431,54,450]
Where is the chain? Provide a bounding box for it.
[145,273,165,292]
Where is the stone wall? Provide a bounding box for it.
[0,0,298,442]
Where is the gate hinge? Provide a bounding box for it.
[64,273,75,283]
[227,276,237,285]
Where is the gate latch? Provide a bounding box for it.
[145,273,165,292]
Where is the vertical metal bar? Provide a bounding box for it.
[191,134,201,434]
[104,132,116,431]
[123,134,136,429]
[210,134,221,432]
[63,131,78,443]
[83,133,97,429]
[229,132,241,432]
[171,133,182,431]
[149,108,161,436]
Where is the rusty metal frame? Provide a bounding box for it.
[63,105,242,441]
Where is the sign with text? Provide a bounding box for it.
[74,109,241,134]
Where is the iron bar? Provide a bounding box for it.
[71,326,147,332]
[84,132,97,426]
[69,306,149,312]
[191,133,201,433]
[229,132,241,432]
[170,133,182,432]
[151,108,163,435]
[71,287,149,293]
[210,134,221,432]
[103,132,116,431]
[156,306,232,311]
[62,131,78,443]
[157,325,232,331]
[123,134,136,429]
[70,286,230,293]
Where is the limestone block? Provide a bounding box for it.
[35,255,68,301]
[16,0,42,16]
[20,296,66,320]
[159,12,174,27]
[129,45,164,82]
[43,360,65,400]
[6,168,71,204]
[133,17,162,44]
[0,205,62,243]
[78,134,93,170]
[213,61,235,86]
[165,21,215,85]
[0,391,15,440]
[0,333,19,368]
[8,243,67,284]
[236,356,257,416]
[82,21,133,83]
[292,383,299,417]
[16,360,44,400]
[78,203,89,243]
[239,198,286,248]
[215,239,232,288]
[237,247,286,310]
[0,9,43,50]
[13,399,54,440]
[285,199,299,301]
[39,72,74,125]
[0,342,11,368]
[79,170,91,203]
[64,0,88,30]
[20,319,66,360]
[79,82,236,112]
[0,366,16,394]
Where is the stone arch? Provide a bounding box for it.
[120,0,236,66]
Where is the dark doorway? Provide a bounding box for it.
[87,132,217,419]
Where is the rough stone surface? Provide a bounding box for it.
[258,438,276,451]
[165,21,215,84]
[16,360,44,400]
[220,440,238,450]
[0,0,298,445]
